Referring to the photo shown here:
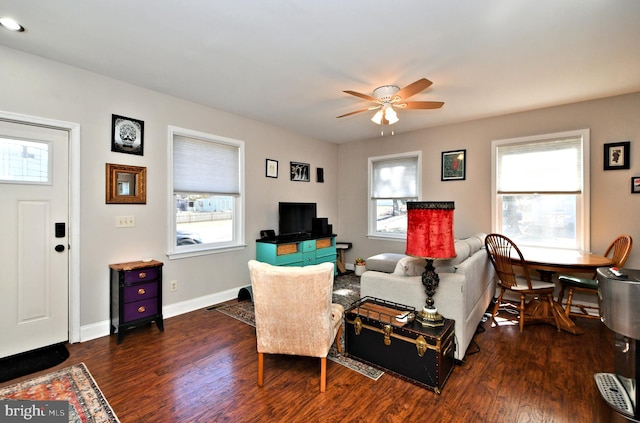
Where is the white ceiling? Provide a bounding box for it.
[1,1,640,144]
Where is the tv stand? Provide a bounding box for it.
[256,234,337,275]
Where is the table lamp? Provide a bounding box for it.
[405,201,456,327]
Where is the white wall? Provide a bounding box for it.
[338,92,640,270]
[0,46,338,338]
[3,43,639,341]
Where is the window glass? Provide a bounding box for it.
[493,130,589,250]
[369,152,420,238]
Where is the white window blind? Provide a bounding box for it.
[371,156,418,199]
[173,135,239,195]
[497,137,583,194]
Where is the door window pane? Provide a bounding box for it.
[0,138,50,183]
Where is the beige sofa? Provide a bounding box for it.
[360,233,495,361]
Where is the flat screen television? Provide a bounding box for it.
[278,202,317,236]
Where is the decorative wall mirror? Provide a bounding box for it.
[106,163,147,204]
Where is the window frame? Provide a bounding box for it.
[167,126,245,259]
[491,129,590,251]
[368,151,421,240]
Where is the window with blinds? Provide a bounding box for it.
[368,152,421,238]
[169,127,244,256]
[492,130,589,250]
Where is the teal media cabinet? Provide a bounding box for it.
[256,235,337,274]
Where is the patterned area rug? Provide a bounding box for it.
[215,273,384,381]
[0,363,119,422]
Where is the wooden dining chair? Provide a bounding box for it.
[485,233,560,333]
[558,234,632,319]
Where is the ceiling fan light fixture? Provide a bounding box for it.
[384,105,399,125]
[371,109,384,125]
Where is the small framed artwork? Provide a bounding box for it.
[316,167,324,183]
[266,159,278,178]
[441,149,466,181]
[111,114,144,156]
[632,177,640,194]
[603,141,630,170]
[290,161,310,182]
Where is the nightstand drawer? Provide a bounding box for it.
[123,299,158,322]
[123,267,159,284]
[123,281,158,303]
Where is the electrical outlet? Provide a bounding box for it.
[170,280,178,292]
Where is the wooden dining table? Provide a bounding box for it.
[517,246,614,282]
[510,246,614,335]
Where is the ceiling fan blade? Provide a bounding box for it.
[396,101,444,110]
[343,90,378,102]
[336,107,377,118]
[393,78,433,101]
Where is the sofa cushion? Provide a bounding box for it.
[393,256,425,276]
[434,240,470,270]
[365,253,406,273]
[393,255,456,276]
[464,233,485,255]
[365,233,487,275]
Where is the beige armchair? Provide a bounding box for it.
[248,260,344,392]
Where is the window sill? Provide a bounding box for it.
[167,243,246,260]
[366,233,407,242]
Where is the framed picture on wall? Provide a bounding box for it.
[111,114,144,156]
[290,161,310,182]
[632,177,640,194]
[441,149,466,181]
[266,159,278,178]
[603,141,630,170]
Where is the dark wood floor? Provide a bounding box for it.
[1,301,627,422]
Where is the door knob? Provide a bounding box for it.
[55,244,65,252]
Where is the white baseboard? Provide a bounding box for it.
[79,285,244,343]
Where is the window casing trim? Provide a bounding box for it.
[167,126,245,259]
[368,151,422,239]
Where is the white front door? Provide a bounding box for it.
[0,120,69,358]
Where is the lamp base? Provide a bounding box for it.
[416,307,445,328]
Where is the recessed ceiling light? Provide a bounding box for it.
[0,17,25,32]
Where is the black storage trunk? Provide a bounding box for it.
[345,297,455,394]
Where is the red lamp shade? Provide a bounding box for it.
[405,202,455,260]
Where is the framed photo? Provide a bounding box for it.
[266,159,278,178]
[604,141,630,170]
[632,177,640,194]
[290,161,310,182]
[441,149,466,181]
[112,114,144,156]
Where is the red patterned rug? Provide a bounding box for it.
[0,363,119,422]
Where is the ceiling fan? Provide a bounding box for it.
[337,78,444,125]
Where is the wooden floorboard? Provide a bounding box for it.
[0,302,629,422]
